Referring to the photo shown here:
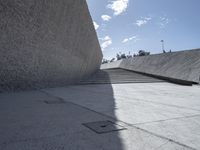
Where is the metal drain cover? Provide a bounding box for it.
[83,120,126,134]
[44,99,65,104]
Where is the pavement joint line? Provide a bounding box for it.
[39,90,119,124]
[132,114,200,126]
[40,90,197,150]
[124,97,200,112]
[133,126,197,150]
[69,86,200,112]
[116,96,200,112]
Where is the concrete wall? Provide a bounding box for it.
[100,60,123,70]
[101,49,200,83]
[0,0,102,92]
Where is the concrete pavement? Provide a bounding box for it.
[1,81,200,150]
[1,68,200,150]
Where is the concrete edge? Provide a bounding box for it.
[120,68,196,86]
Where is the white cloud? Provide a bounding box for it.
[101,15,112,21]
[122,36,139,43]
[145,17,152,21]
[135,20,148,27]
[93,21,99,30]
[159,17,170,28]
[107,0,129,16]
[122,38,129,43]
[100,36,112,51]
[135,17,152,27]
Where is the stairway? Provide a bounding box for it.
[79,68,164,84]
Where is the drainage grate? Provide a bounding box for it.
[44,99,65,104]
[82,120,126,134]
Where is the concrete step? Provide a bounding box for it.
[79,69,164,84]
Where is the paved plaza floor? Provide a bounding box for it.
[0,70,200,150]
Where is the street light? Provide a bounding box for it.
[160,40,165,53]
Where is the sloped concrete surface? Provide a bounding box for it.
[0,0,102,92]
[101,49,200,84]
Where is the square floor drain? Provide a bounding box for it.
[44,99,65,104]
[82,120,126,134]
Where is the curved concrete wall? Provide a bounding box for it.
[101,49,200,84]
[0,0,102,92]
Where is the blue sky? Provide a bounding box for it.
[86,0,200,59]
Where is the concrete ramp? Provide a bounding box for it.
[101,49,200,84]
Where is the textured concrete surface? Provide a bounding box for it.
[80,68,164,84]
[101,60,123,69]
[44,83,200,150]
[0,0,102,92]
[101,49,200,83]
[1,81,200,150]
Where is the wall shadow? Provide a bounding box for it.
[76,69,125,150]
[0,69,126,150]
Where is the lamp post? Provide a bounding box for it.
[161,40,165,53]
